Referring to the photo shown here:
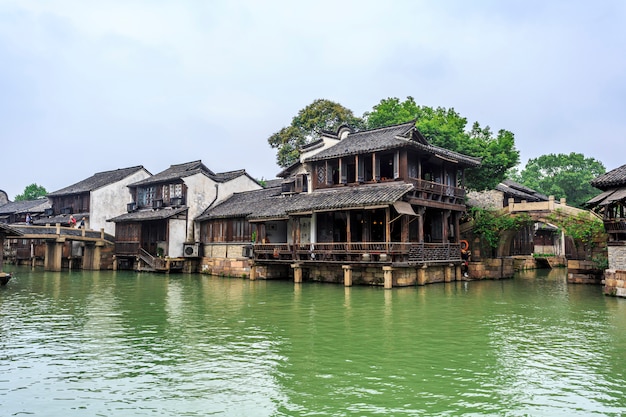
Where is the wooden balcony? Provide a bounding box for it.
[406,178,466,207]
[253,242,462,265]
[604,219,626,241]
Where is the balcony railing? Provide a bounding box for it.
[253,242,462,264]
[407,178,465,202]
[604,219,626,231]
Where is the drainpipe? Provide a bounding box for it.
[192,184,219,243]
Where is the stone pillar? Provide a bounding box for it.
[456,264,462,280]
[383,266,394,289]
[113,255,118,271]
[93,243,102,270]
[342,265,353,287]
[292,263,302,284]
[45,240,64,272]
[445,264,454,282]
[417,265,428,285]
[250,265,257,281]
[83,244,95,270]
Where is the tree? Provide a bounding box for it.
[268,99,364,168]
[518,153,605,208]
[364,97,520,190]
[14,183,47,201]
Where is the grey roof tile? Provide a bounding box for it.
[199,183,414,221]
[303,121,481,167]
[590,164,626,190]
[129,161,252,187]
[48,166,148,196]
[108,207,188,223]
[0,198,50,215]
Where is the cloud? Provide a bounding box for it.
[1,0,625,199]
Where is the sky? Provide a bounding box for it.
[1,0,625,200]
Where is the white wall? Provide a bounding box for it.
[91,168,151,235]
[168,217,188,257]
[186,173,262,243]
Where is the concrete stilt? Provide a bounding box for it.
[417,265,428,286]
[383,266,394,289]
[342,265,353,287]
[292,263,303,284]
[445,264,454,282]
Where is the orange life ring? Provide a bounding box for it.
[460,240,469,251]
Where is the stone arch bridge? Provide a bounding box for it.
[472,197,601,258]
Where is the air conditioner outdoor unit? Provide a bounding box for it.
[127,202,137,212]
[183,243,200,257]
[242,245,254,258]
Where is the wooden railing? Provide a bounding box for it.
[115,241,140,255]
[253,242,462,264]
[407,178,466,200]
[604,219,626,235]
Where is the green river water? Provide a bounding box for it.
[1,266,625,416]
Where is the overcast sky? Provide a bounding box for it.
[1,0,624,199]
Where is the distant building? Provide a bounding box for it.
[42,165,152,235]
[108,160,261,271]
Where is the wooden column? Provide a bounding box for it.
[442,210,450,242]
[385,207,391,243]
[401,215,409,243]
[418,207,426,243]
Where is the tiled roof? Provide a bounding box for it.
[198,182,414,221]
[496,179,548,202]
[108,207,188,223]
[590,164,626,190]
[129,160,214,187]
[212,169,247,182]
[129,161,251,187]
[263,179,284,188]
[32,211,90,226]
[48,166,148,196]
[303,121,481,168]
[0,198,50,215]
[196,186,284,220]
[0,223,22,236]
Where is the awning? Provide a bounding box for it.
[393,201,418,216]
[602,188,626,205]
[587,189,615,206]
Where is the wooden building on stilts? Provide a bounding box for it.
[196,121,481,287]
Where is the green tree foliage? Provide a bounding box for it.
[14,183,47,201]
[518,153,605,208]
[364,97,520,190]
[547,210,606,260]
[468,207,533,249]
[268,99,364,168]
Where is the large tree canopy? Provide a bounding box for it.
[268,99,364,168]
[514,153,605,208]
[365,97,520,190]
[14,183,47,201]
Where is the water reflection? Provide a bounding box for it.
[1,267,626,416]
